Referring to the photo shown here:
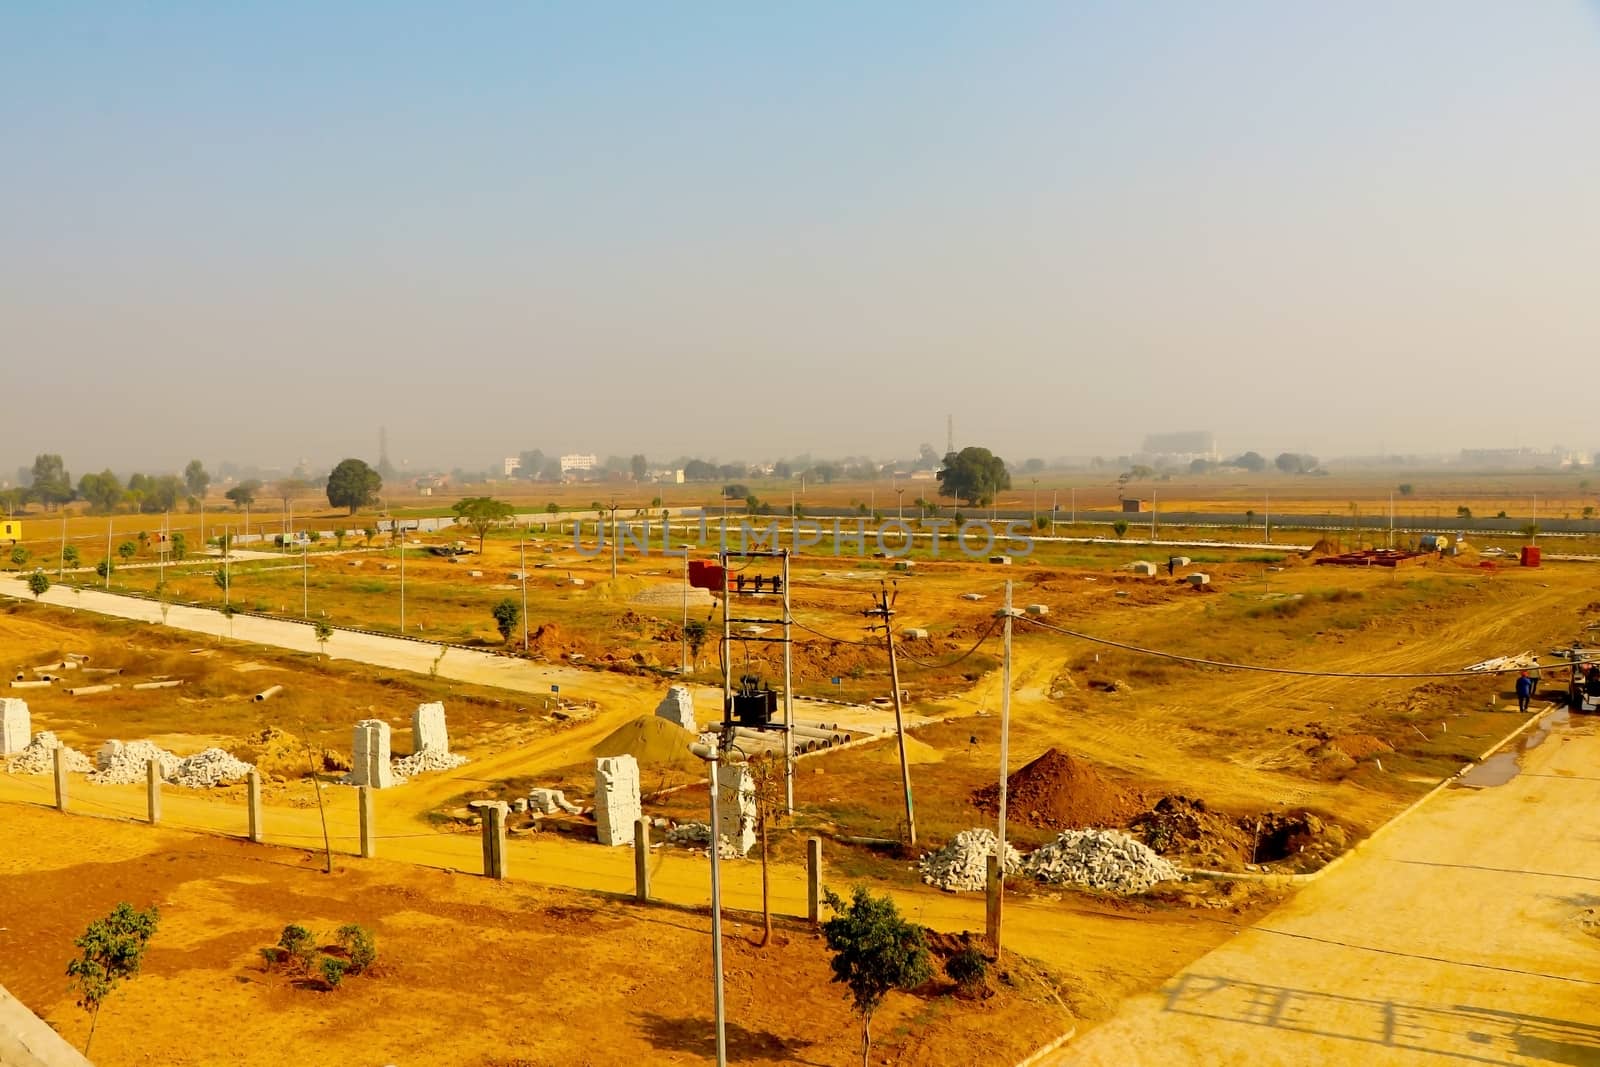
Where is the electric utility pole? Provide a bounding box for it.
[864,583,916,849]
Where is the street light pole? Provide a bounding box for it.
[690,739,729,1067]
[520,533,529,652]
[399,522,406,634]
[302,540,309,619]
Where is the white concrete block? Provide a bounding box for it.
[716,763,756,856]
[0,698,30,756]
[594,755,641,846]
[654,686,696,732]
[351,719,394,788]
[413,702,449,754]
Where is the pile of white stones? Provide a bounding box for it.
[89,740,181,785]
[665,822,743,858]
[391,748,468,778]
[171,748,253,788]
[5,731,92,775]
[1024,828,1185,893]
[918,828,1023,892]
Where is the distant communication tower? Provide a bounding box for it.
[946,414,954,455]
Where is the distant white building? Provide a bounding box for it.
[560,453,598,474]
[502,456,522,477]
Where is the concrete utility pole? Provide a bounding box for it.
[399,523,406,634]
[680,550,689,674]
[1071,487,1076,526]
[782,549,794,814]
[104,516,112,590]
[302,540,309,618]
[865,584,916,849]
[993,579,1016,952]
[1031,478,1039,528]
[896,487,905,522]
[520,533,530,652]
[59,512,66,580]
[609,500,619,581]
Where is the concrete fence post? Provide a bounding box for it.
[358,785,376,859]
[476,802,508,880]
[986,853,1003,955]
[246,769,263,843]
[807,836,823,923]
[147,760,161,825]
[634,817,651,902]
[53,746,68,813]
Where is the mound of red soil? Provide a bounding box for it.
[1329,734,1393,759]
[973,748,1142,829]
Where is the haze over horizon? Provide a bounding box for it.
[4,2,1599,475]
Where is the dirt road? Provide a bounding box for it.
[1050,712,1600,1066]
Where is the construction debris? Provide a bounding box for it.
[1463,652,1537,673]
[918,828,1023,893]
[1024,828,1185,893]
[171,748,253,788]
[5,731,93,775]
[90,740,181,785]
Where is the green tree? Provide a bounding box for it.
[451,496,514,553]
[325,459,382,515]
[936,447,1011,506]
[821,886,933,1067]
[214,569,231,595]
[630,453,648,481]
[491,598,521,644]
[11,545,29,567]
[29,454,73,509]
[77,469,124,513]
[1456,506,1473,522]
[117,541,137,561]
[1232,451,1267,472]
[96,558,115,579]
[65,902,160,1056]
[225,479,261,509]
[313,619,333,657]
[1275,452,1318,475]
[170,532,187,560]
[183,460,210,500]
[1398,483,1414,496]
[335,923,377,974]
[684,619,708,669]
[28,571,50,599]
[546,502,561,514]
[1112,520,1129,539]
[62,544,80,567]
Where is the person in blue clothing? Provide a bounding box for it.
[1515,670,1534,714]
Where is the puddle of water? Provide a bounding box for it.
[1456,709,1570,789]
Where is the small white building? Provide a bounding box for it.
[560,454,598,474]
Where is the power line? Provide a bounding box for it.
[1016,614,1588,680]
[896,617,1001,670]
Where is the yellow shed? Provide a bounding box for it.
[0,519,19,542]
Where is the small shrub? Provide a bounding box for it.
[277,924,316,974]
[945,946,988,990]
[336,923,376,975]
[319,956,348,988]
[258,946,283,970]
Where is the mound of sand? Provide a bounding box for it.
[229,726,307,779]
[973,748,1142,829]
[1306,537,1341,558]
[1328,733,1393,759]
[862,734,944,766]
[590,715,704,775]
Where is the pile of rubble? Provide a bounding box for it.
[4,731,92,775]
[89,740,181,785]
[391,748,468,778]
[1024,828,1185,893]
[171,748,253,788]
[665,821,744,859]
[918,828,1023,892]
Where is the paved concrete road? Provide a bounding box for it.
[1053,714,1600,1066]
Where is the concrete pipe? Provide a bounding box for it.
[132,680,183,691]
[10,680,51,689]
[254,685,285,702]
[66,684,117,696]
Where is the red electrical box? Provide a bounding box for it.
[1520,546,1541,568]
[688,560,725,590]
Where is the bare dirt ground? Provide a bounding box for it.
[0,806,1071,1067]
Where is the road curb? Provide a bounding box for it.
[1180,701,1562,887]
[1011,1025,1078,1067]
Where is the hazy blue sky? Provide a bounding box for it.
[4,2,1598,475]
